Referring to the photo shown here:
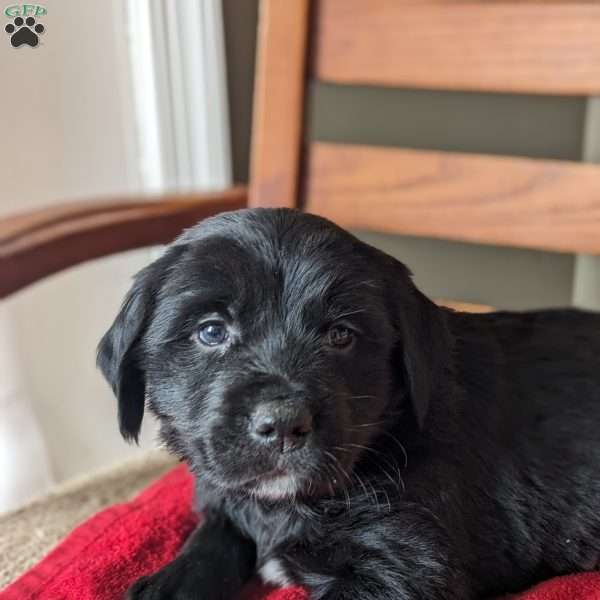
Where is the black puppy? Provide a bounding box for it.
[98,208,600,600]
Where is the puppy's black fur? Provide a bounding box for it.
[98,209,600,600]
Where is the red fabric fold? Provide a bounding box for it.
[1,464,598,600]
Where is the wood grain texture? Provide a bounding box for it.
[437,300,493,314]
[313,0,600,95]
[0,187,247,298]
[249,0,310,208]
[305,143,600,255]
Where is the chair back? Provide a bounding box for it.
[249,0,600,255]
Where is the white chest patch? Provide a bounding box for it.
[259,558,293,587]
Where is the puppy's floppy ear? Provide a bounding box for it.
[97,248,182,443]
[369,248,452,429]
[97,270,153,443]
[397,283,452,429]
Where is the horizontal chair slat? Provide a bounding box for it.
[0,187,247,298]
[437,300,492,314]
[313,0,600,95]
[305,143,600,255]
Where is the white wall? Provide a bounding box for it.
[0,0,137,211]
[0,0,159,509]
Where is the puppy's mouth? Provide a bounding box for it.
[249,471,351,501]
[237,450,357,501]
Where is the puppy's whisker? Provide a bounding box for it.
[350,470,381,512]
[351,421,389,429]
[366,478,384,513]
[344,428,409,471]
[353,472,372,504]
[323,450,349,479]
[322,462,339,502]
[377,457,406,496]
[378,486,392,513]
[333,445,353,454]
[343,442,384,457]
[379,432,409,469]
[342,394,378,401]
[349,428,409,470]
[395,463,407,494]
[339,441,406,497]
[341,483,351,511]
[378,463,399,489]
[324,450,352,511]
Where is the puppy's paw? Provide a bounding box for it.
[125,561,216,600]
[125,574,158,599]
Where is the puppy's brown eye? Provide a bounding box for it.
[327,325,355,349]
[197,321,229,346]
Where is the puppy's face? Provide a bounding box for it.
[98,209,447,500]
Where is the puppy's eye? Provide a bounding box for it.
[197,321,229,346]
[327,325,355,349]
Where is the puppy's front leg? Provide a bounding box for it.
[126,514,256,600]
[268,511,469,600]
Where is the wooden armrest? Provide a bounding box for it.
[0,186,247,298]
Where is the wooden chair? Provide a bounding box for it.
[3,0,600,299]
[2,0,600,578]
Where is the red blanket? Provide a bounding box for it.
[1,464,598,600]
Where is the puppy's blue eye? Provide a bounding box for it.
[327,325,355,349]
[197,321,229,346]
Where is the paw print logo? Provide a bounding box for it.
[5,16,45,47]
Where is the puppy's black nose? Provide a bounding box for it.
[250,402,313,453]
